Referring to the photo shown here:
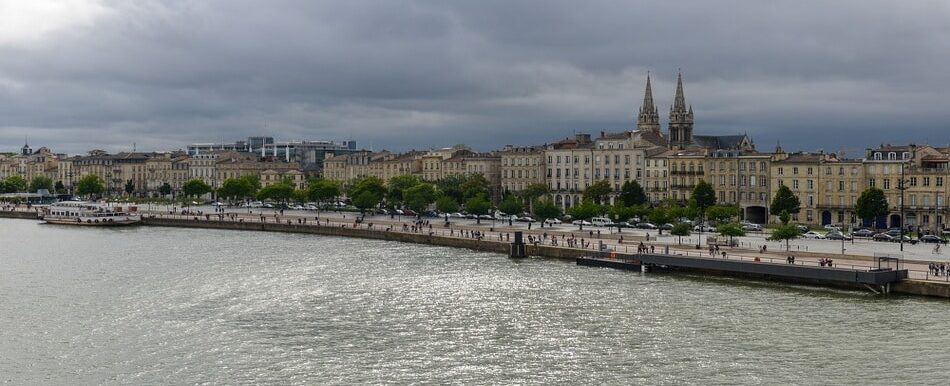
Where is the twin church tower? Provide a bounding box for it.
[636,72,694,149]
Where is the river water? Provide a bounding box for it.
[1,218,947,385]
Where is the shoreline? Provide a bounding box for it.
[3,210,950,299]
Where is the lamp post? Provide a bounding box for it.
[899,161,907,252]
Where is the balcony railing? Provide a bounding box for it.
[671,170,704,175]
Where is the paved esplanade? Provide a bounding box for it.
[138,204,949,281]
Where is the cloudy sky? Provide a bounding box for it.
[1,0,949,156]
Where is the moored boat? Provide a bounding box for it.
[42,201,141,226]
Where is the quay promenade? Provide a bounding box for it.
[4,205,950,297]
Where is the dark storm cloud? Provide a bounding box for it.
[1,0,949,155]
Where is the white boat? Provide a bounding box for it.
[41,201,141,226]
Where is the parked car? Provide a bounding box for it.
[518,216,536,222]
[660,223,675,230]
[873,233,897,242]
[636,222,657,229]
[572,220,593,226]
[693,224,715,232]
[402,209,418,217]
[884,229,903,237]
[796,225,809,232]
[825,232,852,240]
[919,235,948,244]
[543,218,562,225]
[802,231,826,239]
[823,224,841,230]
[742,223,763,231]
[613,221,634,228]
[590,217,613,227]
[853,229,875,237]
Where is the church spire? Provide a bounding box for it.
[637,72,661,132]
[668,70,694,149]
[672,70,686,112]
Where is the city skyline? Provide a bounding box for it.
[2,1,950,155]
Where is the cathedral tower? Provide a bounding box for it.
[637,73,661,133]
[668,71,694,149]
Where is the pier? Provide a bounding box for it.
[578,252,907,294]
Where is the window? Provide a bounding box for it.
[778,167,784,175]
[938,177,944,187]
[924,177,931,186]
[793,167,799,175]
[883,179,890,189]
[793,180,799,189]
[869,178,876,188]
[874,153,882,160]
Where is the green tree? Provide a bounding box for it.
[568,199,601,224]
[435,174,467,204]
[5,176,28,193]
[583,180,613,205]
[388,175,424,207]
[124,179,135,195]
[706,205,740,224]
[532,198,562,227]
[464,195,491,224]
[779,210,791,225]
[619,180,647,206]
[770,185,802,218]
[520,183,549,211]
[257,182,294,202]
[307,179,341,209]
[403,183,436,215]
[609,203,640,223]
[54,180,65,194]
[76,174,105,198]
[690,180,716,215]
[769,224,802,251]
[29,176,53,193]
[436,195,459,218]
[649,206,673,235]
[497,195,524,217]
[158,182,172,197]
[855,187,888,229]
[182,179,213,198]
[671,222,692,245]
[348,176,387,218]
[716,222,746,246]
[460,174,491,202]
[217,176,260,200]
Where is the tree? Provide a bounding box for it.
[609,203,638,223]
[388,175,424,207]
[619,180,647,207]
[435,174,467,204]
[436,195,459,221]
[54,180,65,194]
[29,176,53,193]
[769,224,802,251]
[691,180,716,215]
[76,175,105,198]
[348,176,387,218]
[125,179,135,195]
[497,195,524,217]
[0,176,28,193]
[182,179,213,198]
[159,182,172,197]
[464,195,491,224]
[716,222,746,246]
[649,206,673,235]
[533,198,562,227]
[583,180,613,204]
[855,187,888,229]
[671,223,692,245]
[257,182,294,202]
[568,200,601,227]
[520,183,549,211]
[706,205,740,224]
[403,183,436,215]
[217,176,260,200]
[307,179,341,209]
[779,210,791,225]
[770,185,802,219]
[460,174,491,202]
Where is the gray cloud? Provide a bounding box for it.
[2,0,949,156]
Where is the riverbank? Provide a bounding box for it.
[4,210,950,298]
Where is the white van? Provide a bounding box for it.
[590,217,613,227]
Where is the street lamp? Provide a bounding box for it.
[898,160,908,252]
